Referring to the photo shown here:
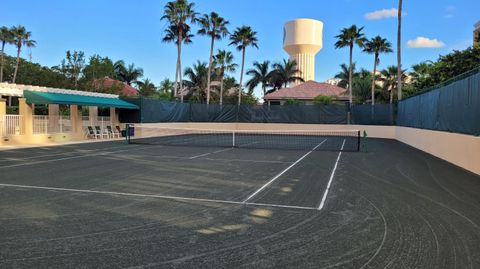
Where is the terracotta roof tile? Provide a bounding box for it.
[264,80,347,100]
[92,77,139,96]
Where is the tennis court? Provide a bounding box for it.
[0,128,479,268]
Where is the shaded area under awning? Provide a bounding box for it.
[23,90,139,109]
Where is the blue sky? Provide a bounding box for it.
[2,0,478,97]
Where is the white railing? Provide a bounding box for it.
[82,116,112,130]
[33,115,48,134]
[1,115,24,136]
[33,115,73,134]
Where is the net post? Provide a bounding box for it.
[126,124,131,144]
[357,130,360,152]
[232,131,236,147]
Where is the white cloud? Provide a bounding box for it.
[444,5,456,18]
[364,8,403,20]
[407,37,446,48]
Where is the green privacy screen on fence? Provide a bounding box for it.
[397,69,480,136]
[119,67,479,134]
[119,97,396,125]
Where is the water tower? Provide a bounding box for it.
[283,18,323,85]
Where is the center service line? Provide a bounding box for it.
[241,139,327,204]
[317,139,346,210]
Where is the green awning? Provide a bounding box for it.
[24,90,139,109]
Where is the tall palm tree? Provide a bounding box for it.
[379,65,406,104]
[162,23,194,99]
[269,59,304,89]
[0,26,13,82]
[229,25,258,105]
[197,12,229,104]
[246,61,271,97]
[334,25,367,107]
[334,63,357,89]
[213,50,237,105]
[11,25,36,83]
[363,36,393,104]
[397,0,403,100]
[161,0,197,99]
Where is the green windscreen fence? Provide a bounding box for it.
[119,97,397,125]
[397,70,480,136]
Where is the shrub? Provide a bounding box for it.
[284,98,301,105]
[313,95,333,105]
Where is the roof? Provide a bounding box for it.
[24,90,139,109]
[92,77,139,96]
[264,80,348,100]
[0,82,120,98]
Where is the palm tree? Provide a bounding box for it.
[335,63,356,89]
[0,26,13,82]
[183,61,208,102]
[246,61,271,97]
[269,59,304,89]
[379,65,406,104]
[113,60,126,80]
[162,23,194,100]
[363,36,393,104]
[229,25,258,105]
[136,78,157,97]
[161,0,197,99]
[158,78,175,94]
[11,25,36,83]
[334,25,367,107]
[213,50,237,105]
[197,12,229,104]
[397,0,403,101]
[119,64,144,86]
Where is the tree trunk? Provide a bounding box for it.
[174,28,183,100]
[12,46,21,83]
[397,0,403,101]
[348,45,353,105]
[0,42,5,82]
[206,35,215,104]
[371,53,378,105]
[238,48,246,106]
[178,34,183,102]
[220,72,224,106]
[390,87,393,104]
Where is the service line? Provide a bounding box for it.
[318,139,346,210]
[242,139,327,203]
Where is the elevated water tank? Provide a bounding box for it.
[283,19,323,85]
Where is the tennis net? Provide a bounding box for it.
[126,125,360,152]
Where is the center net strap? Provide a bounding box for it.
[127,125,360,152]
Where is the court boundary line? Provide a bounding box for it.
[0,145,156,169]
[188,147,234,159]
[317,139,346,210]
[0,183,317,211]
[241,139,328,203]
[0,144,143,163]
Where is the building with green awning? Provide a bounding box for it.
[23,90,138,109]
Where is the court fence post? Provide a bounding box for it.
[357,130,360,152]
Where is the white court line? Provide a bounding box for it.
[0,183,317,211]
[188,147,233,159]
[0,145,132,163]
[204,157,293,164]
[318,139,346,210]
[0,146,153,169]
[242,139,328,203]
[245,202,316,210]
